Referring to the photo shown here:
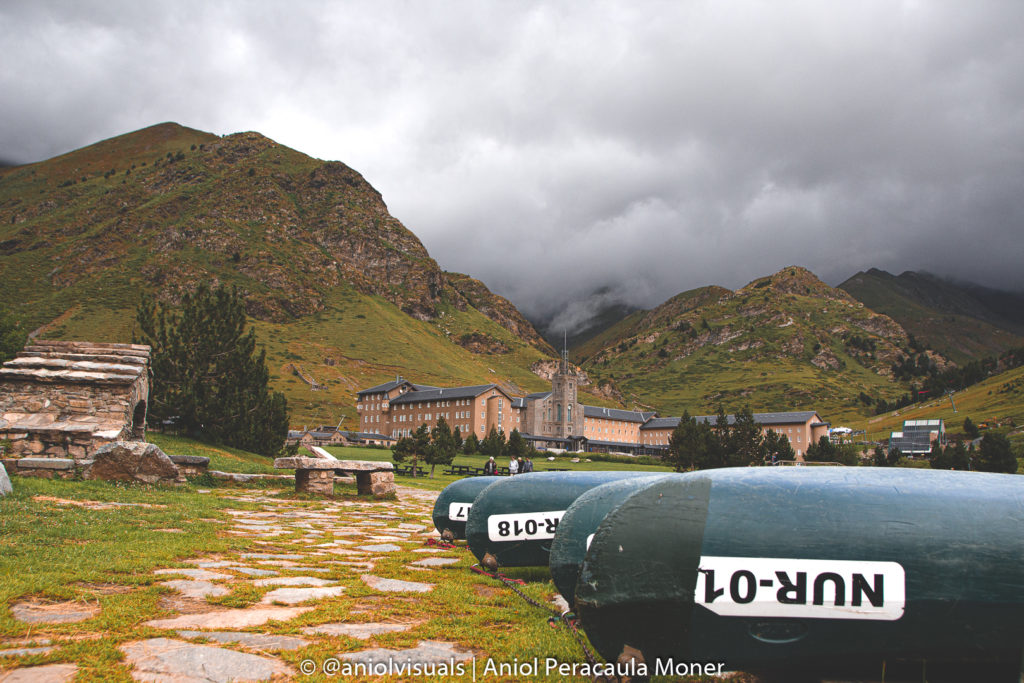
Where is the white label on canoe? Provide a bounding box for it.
[448,502,471,521]
[694,556,905,621]
[487,510,565,541]
[586,533,594,550]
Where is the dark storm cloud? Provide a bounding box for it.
[2,1,1023,329]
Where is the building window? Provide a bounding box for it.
[557,404,562,422]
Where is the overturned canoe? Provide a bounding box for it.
[432,476,503,539]
[549,474,676,608]
[576,467,1024,680]
[466,471,659,568]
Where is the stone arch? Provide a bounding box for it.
[131,401,147,440]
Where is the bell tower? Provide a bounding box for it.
[550,332,581,439]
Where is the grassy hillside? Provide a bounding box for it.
[840,269,1024,363]
[841,364,1024,444]
[0,123,559,427]
[575,267,922,419]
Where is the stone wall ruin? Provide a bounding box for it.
[0,340,151,461]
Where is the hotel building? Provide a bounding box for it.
[356,356,829,456]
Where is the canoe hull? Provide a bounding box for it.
[431,476,503,539]
[465,471,660,568]
[576,468,1024,678]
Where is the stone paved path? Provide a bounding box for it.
[0,483,493,682]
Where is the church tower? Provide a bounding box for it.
[550,332,583,440]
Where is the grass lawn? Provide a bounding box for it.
[0,435,731,682]
[322,445,675,491]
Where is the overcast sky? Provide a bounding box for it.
[3,1,1023,330]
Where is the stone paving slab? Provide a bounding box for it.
[154,568,232,580]
[260,586,345,605]
[228,567,278,577]
[302,622,412,639]
[144,606,312,630]
[0,663,78,683]
[121,638,292,682]
[10,601,99,624]
[338,640,473,665]
[175,630,311,651]
[252,576,335,587]
[361,575,433,593]
[0,645,56,657]
[355,543,402,553]
[410,557,460,567]
[160,580,230,599]
[240,553,304,560]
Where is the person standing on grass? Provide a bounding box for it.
[509,455,519,475]
[522,457,533,473]
[484,456,496,475]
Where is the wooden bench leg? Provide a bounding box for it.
[296,469,334,495]
[356,471,396,497]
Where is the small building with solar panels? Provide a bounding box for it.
[889,419,944,455]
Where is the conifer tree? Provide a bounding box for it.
[507,429,528,458]
[393,423,430,475]
[463,432,480,455]
[134,284,289,456]
[426,417,457,478]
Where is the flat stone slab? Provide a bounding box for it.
[302,622,412,640]
[160,580,230,599]
[167,455,210,466]
[0,645,56,657]
[260,586,345,605]
[228,567,278,577]
[338,640,472,666]
[252,576,335,587]
[0,663,78,683]
[10,601,99,624]
[240,553,304,560]
[176,631,311,651]
[361,575,433,593]
[144,606,312,630]
[121,638,292,682]
[274,457,393,471]
[410,557,459,567]
[355,543,402,553]
[155,568,231,580]
[14,458,75,470]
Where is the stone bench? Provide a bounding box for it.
[0,457,86,480]
[273,457,395,497]
[168,455,210,478]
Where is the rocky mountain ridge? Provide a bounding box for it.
[0,122,551,354]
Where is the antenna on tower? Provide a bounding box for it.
[562,330,569,373]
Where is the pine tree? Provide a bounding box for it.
[763,429,796,464]
[729,406,764,466]
[977,433,1016,473]
[507,429,528,458]
[393,423,430,475]
[425,417,457,478]
[134,284,289,456]
[480,427,506,458]
[463,432,480,455]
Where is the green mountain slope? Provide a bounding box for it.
[0,123,556,426]
[839,269,1024,363]
[577,267,928,418]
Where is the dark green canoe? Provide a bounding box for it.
[576,467,1024,681]
[549,474,675,608]
[431,476,502,539]
[465,471,659,568]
